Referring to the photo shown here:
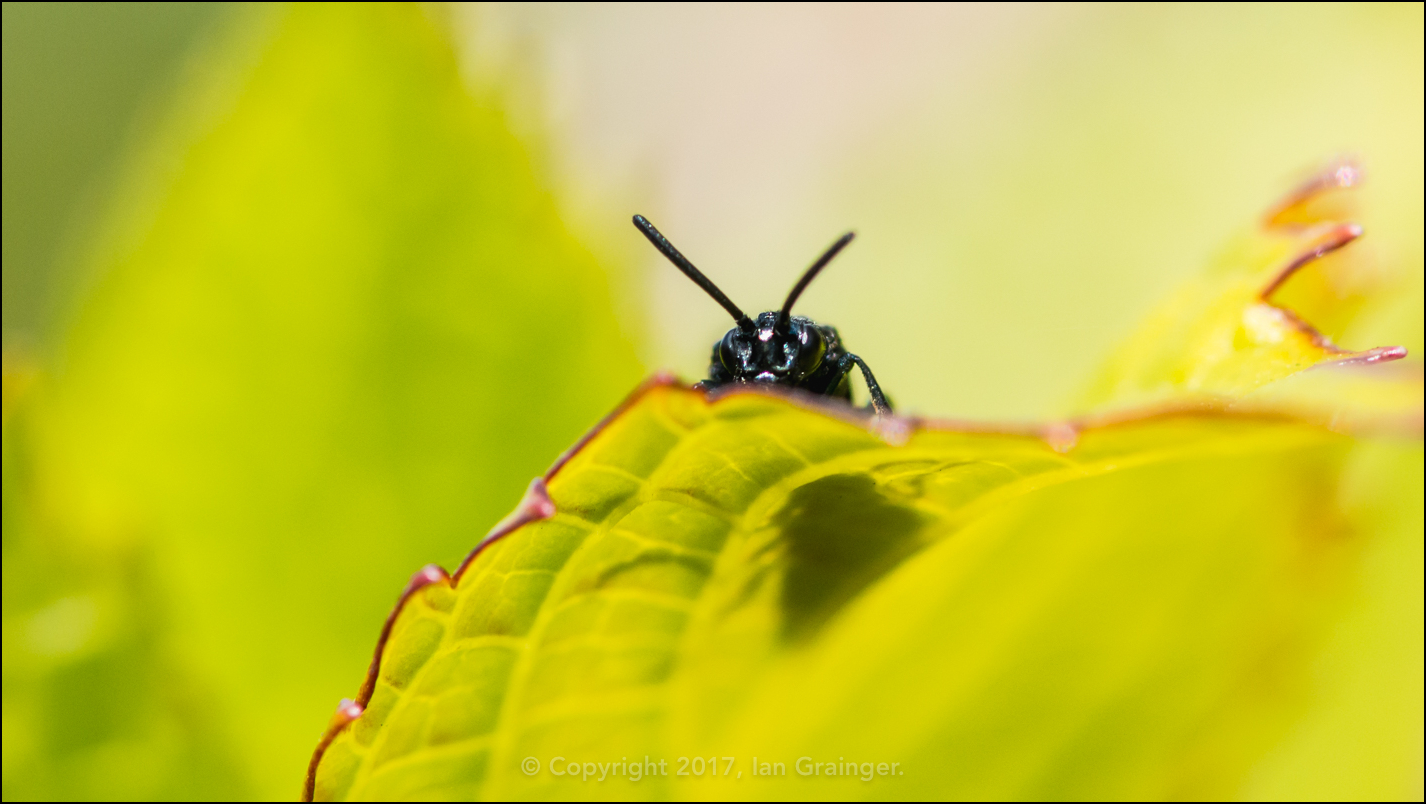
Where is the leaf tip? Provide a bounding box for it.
[1318,344,1409,368]
[1264,158,1363,229]
[331,697,364,726]
[303,698,367,801]
[405,564,450,595]
[1041,421,1080,453]
[452,477,556,584]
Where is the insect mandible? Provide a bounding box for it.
[633,214,892,415]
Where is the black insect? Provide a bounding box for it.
[633,214,892,415]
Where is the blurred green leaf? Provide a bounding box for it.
[7,5,640,798]
[3,363,249,799]
[1,2,227,350]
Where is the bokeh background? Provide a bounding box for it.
[3,3,1421,800]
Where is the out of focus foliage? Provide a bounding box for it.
[2,2,227,350]
[2,3,1421,801]
[4,5,638,799]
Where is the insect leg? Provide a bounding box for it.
[838,353,892,415]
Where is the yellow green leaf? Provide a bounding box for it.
[308,163,1420,800]
[309,382,1419,800]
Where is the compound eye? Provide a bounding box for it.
[718,329,747,374]
[794,325,827,377]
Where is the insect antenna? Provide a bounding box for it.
[776,231,855,331]
[633,215,754,332]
